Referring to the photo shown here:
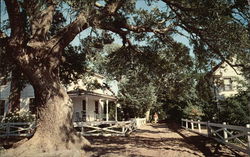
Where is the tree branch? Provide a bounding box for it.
[123,22,175,35]
[102,0,126,15]
[167,3,247,75]
[4,0,25,38]
[49,0,126,52]
[179,20,243,75]
[28,0,56,40]
[48,12,88,51]
[163,0,198,12]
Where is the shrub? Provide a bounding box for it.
[183,104,204,120]
[216,91,250,126]
[0,109,36,123]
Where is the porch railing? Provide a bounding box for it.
[181,119,250,155]
[73,120,137,136]
[0,122,36,137]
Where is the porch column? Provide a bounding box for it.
[106,99,109,121]
[85,96,88,121]
[115,103,118,121]
[99,99,102,120]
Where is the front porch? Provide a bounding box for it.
[68,89,118,122]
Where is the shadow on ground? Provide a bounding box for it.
[152,122,245,157]
[85,122,247,157]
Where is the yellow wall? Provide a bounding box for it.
[213,62,247,99]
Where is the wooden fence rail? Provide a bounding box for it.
[0,122,36,137]
[73,120,138,136]
[0,119,146,137]
[181,119,250,155]
[130,118,147,128]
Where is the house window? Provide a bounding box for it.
[95,101,99,114]
[223,78,233,91]
[0,100,5,115]
[29,98,37,114]
[82,100,86,121]
[75,112,81,122]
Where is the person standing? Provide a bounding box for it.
[153,112,158,123]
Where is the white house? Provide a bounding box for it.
[0,73,118,122]
[210,61,247,100]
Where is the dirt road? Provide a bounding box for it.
[85,123,247,157]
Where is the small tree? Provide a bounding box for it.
[217,91,250,126]
[119,76,157,119]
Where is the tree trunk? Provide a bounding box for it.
[8,66,22,113]
[4,53,90,157]
[3,0,92,154]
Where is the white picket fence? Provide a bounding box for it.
[130,118,147,128]
[73,120,137,136]
[73,118,147,136]
[0,122,36,137]
[181,119,250,155]
[0,118,147,137]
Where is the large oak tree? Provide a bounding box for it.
[0,0,249,156]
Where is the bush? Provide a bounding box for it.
[201,100,219,122]
[0,109,36,123]
[183,104,204,120]
[216,91,250,126]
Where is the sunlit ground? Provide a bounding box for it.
[85,123,247,157]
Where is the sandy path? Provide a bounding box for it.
[85,123,247,157]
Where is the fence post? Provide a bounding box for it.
[136,119,139,128]
[191,119,194,130]
[81,126,84,135]
[207,121,211,137]
[223,122,228,142]
[198,120,201,133]
[185,119,188,129]
[246,124,250,153]
[122,125,125,134]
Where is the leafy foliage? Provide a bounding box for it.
[60,45,87,85]
[90,39,199,120]
[1,0,249,124]
[183,103,204,120]
[217,91,250,126]
[118,75,157,119]
[1,109,36,123]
